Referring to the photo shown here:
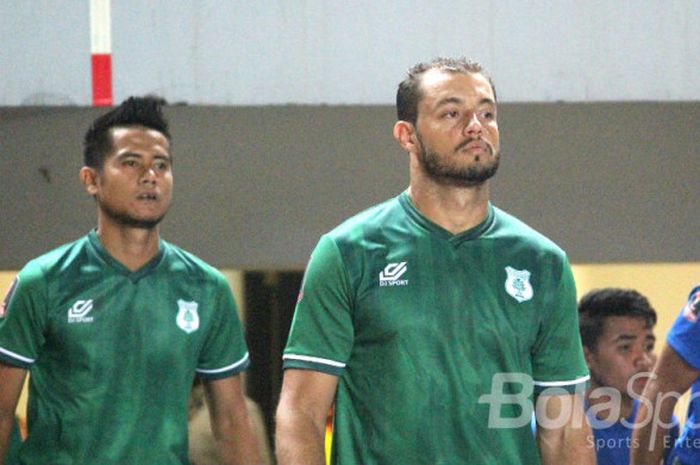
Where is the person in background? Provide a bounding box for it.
[578,288,678,464]
[633,285,700,465]
[0,96,260,465]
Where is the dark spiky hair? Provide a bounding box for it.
[83,95,170,169]
[579,288,657,350]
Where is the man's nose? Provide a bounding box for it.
[141,167,157,183]
[636,350,654,370]
[463,112,483,137]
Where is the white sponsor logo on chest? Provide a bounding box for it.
[68,299,95,323]
[379,262,409,287]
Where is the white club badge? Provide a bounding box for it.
[176,299,200,334]
[504,267,534,303]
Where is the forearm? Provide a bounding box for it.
[203,376,263,465]
[631,380,676,465]
[537,393,595,465]
[0,413,15,465]
[0,363,26,465]
[211,414,261,465]
[275,409,326,465]
[538,421,595,465]
[275,369,337,465]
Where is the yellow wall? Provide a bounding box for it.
[572,263,700,343]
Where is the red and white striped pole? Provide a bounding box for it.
[90,0,112,106]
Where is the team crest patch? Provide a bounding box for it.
[176,299,200,334]
[682,289,700,323]
[504,267,533,303]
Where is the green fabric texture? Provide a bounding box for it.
[0,231,249,465]
[284,192,588,465]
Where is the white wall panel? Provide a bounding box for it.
[1,1,698,105]
[1,1,91,104]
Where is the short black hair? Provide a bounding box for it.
[396,57,497,124]
[83,95,170,169]
[579,288,657,350]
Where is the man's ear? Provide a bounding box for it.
[393,120,418,153]
[80,166,100,195]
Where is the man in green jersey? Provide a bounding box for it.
[276,58,594,465]
[0,97,260,465]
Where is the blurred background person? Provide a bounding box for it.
[579,288,678,464]
[633,286,700,465]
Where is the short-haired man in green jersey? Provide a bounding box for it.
[0,97,260,465]
[275,58,594,465]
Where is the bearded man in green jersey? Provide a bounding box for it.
[0,97,260,465]
[276,58,594,465]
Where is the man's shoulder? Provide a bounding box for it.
[491,206,567,257]
[160,241,226,282]
[20,235,91,279]
[325,195,403,242]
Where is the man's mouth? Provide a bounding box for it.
[456,139,490,155]
[631,373,651,389]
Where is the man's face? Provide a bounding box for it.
[585,316,656,398]
[412,69,500,187]
[90,126,173,229]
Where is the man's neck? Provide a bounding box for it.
[407,173,490,235]
[96,217,161,271]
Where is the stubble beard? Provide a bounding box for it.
[415,132,500,188]
[98,199,166,230]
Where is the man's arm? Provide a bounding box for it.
[536,392,595,465]
[0,362,26,465]
[202,375,261,465]
[631,345,698,465]
[275,369,338,465]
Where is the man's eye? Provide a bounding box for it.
[443,111,458,118]
[124,160,138,167]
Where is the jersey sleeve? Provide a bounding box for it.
[196,273,250,380]
[282,234,354,376]
[666,286,700,369]
[0,263,49,368]
[531,256,589,395]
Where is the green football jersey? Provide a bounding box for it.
[284,192,589,465]
[0,231,249,465]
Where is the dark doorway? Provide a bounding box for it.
[243,270,304,452]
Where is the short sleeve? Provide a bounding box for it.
[667,286,700,370]
[196,273,249,380]
[531,256,589,394]
[0,263,49,368]
[282,234,354,376]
